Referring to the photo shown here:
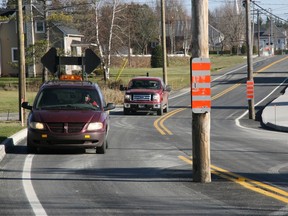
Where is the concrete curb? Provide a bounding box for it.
[0,128,27,161]
[262,88,288,132]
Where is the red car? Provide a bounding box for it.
[22,77,115,154]
[122,76,171,115]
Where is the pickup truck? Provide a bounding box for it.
[121,76,171,115]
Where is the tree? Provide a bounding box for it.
[151,45,163,68]
[210,2,245,53]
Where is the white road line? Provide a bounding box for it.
[22,154,47,216]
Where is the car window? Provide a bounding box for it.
[35,88,101,110]
[128,80,160,90]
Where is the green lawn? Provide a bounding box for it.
[0,55,246,142]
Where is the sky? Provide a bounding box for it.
[128,0,288,20]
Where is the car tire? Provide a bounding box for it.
[157,104,163,116]
[27,135,37,154]
[96,133,107,154]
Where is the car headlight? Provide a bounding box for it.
[153,93,160,102]
[124,94,131,100]
[87,122,103,131]
[29,122,45,130]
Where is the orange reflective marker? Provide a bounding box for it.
[191,58,211,113]
[247,80,254,99]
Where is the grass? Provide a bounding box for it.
[0,55,247,142]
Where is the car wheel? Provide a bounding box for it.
[27,135,37,154]
[164,101,169,113]
[157,104,163,116]
[96,134,107,154]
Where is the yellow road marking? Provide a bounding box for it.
[179,156,288,204]
[154,108,186,135]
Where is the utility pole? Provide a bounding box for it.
[244,0,255,119]
[17,0,26,126]
[161,0,168,84]
[191,0,211,183]
[257,9,260,57]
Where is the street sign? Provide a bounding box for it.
[41,48,101,74]
[191,58,211,113]
[247,80,254,99]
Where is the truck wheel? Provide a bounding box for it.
[157,104,163,116]
[124,108,130,115]
[164,101,169,113]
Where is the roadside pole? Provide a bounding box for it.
[191,0,211,183]
[17,0,26,126]
[244,0,255,119]
[161,0,168,84]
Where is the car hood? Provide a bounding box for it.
[31,110,102,123]
[126,89,162,94]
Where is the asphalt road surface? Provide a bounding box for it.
[0,55,287,215]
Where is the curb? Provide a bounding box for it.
[0,128,27,161]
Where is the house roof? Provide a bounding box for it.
[55,24,84,37]
[0,9,16,23]
[0,9,15,17]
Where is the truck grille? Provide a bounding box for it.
[47,123,85,133]
[132,94,151,101]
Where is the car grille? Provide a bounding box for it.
[132,94,151,101]
[47,123,85,133]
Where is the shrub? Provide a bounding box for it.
[151,45,163,68]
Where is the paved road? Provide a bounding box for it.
[0,55,287,215]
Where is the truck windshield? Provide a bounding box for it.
[128,80,160,89]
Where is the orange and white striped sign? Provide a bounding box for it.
[247,80,254,99]
[191,58,211,113]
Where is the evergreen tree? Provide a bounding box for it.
[151,45,163,68]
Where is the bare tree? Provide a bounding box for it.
[210,1,245,53]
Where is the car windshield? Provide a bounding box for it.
[128,80,160,90]
[35,88,101,110]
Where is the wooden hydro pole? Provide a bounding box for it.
[191,0,211,183]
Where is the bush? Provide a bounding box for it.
[151,45,163,68]
[241,45,247,54]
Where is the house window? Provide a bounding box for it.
[35,21,45,33]
[12,48,18,62]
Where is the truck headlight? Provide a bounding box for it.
[124,94,131,100]
[153,93,160,102]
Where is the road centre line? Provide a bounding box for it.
[153,108,186,135]
[178,156,288,204]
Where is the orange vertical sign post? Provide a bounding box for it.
[191,58,211,113]
[246,80,254,99]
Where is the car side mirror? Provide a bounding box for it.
[104,103,116,111]
[21,102,32,110]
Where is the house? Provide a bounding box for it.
[254,23,287,56]
[163,20,224,55]
[0,3,83,77]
